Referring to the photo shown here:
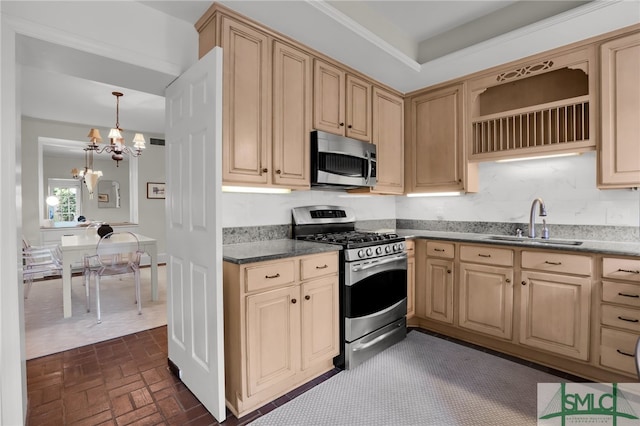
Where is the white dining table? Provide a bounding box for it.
[60,233,158,318]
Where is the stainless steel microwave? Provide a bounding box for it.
[310,130,377,189]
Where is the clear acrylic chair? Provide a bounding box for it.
[21,236,63,299]
[84,231,144,323]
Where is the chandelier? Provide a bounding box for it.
[71,141,103,199]
[85,91,146,167]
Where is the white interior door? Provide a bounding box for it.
[164,47,225,422]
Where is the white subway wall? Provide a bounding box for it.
[396,152,640,227]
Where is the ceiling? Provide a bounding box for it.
[19,0,602,137]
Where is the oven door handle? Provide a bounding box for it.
[352,253,407,272]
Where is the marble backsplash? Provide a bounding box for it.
[223,219,639,244]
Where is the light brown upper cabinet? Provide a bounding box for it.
[598,31,640,188]
[351,87,404,195]
[405,83,477,193]
[314,60,372,142]
[272,41,313,189]
[197,9,312,189]
[220,16,270,185]
[467,47,597,162]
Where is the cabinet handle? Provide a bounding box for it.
[617,349,635,358]
[478,254,491,258]
[506,279,511,283]
[618,268,640,274]
[521,281,527,286]
[265,273,280,279]
[315,264,328,269]
[275,169,281,174]
[339,122,345,127]
[434,248,445,252]
[305,295,311,300]
[447,270,451,274]
[291,298,297,304]
[544,261,562,265]
[347,124,352,128]
[618,316,639,323]
[262,168,268,173]
[619,292,640,298]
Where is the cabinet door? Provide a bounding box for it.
[599,32,640,188]
[246,286,300,396]
[372,87,404,194]
[520,271,590,360]
[272,41,312,188]
[313,60,345,135]
[407,254,415,319]
[300,276,339,370]
[422,258,454,324]
[345,75,372,141]
[459,263,513,339]
[407,84,464,193]
[221,17,270,185]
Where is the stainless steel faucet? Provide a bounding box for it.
[529,198,548,238]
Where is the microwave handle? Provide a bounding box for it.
[366,152,372,184]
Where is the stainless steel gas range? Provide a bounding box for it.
[292,205,407,370]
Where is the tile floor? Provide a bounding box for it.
[26,326,585,425]
[25,326,340,425]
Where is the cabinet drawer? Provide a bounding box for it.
[602,304,640,333]
[405,240,415,257]
[600,327,639,376]
[426,241,454,259]
[245,259,296,292]
[300,253,338,281]
[603,280,640,308]
[522,251,592,276]
[603,257,640,283]
[460,245,513,266]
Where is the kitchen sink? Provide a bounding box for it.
[484,235,583,246]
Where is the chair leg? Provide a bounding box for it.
[135,270,142,315]
[85,270,91,313]
[96,275,102,324]
[24,277,33,299]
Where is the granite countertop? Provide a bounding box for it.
[223,239,342,264]
[397,229,640,257]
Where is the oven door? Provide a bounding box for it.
[344,252,407,342]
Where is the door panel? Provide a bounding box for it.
[459,263,513,339]
[165,47,225,421]
[246,286,300,396]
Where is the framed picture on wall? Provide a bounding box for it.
[147,182,165,199]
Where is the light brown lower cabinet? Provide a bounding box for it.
[459,262,514,339]
[519,271,591,360]
[410,239,640,380]
[406,240,415,319]
[458,244,514,339]
[223,252,339,418]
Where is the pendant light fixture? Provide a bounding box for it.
[85,91,146,167]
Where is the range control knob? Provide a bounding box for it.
[398,242,405,251]
[375,247,382,255]
[385,245,392,253]
[366,248,373,257]
[392,244,398,251]
[357,249,365,258]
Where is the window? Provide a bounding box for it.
[48,178,82,225]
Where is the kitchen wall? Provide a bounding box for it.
[223,151,640,242]
[21,117,167,252]
[396,151,640,229]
